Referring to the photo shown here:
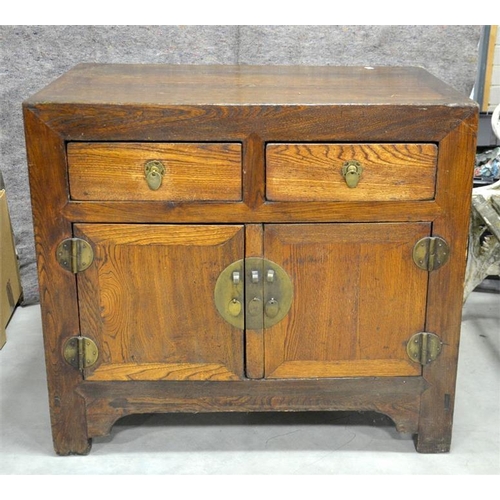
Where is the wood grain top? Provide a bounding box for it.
[25,64,476,107]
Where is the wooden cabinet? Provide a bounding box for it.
[23,64,478,455]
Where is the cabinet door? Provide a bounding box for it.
[263,223,430,378]
[75,224,244,381]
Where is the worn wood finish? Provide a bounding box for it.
[29,103,471,144]
[24,64,472,107]
[266,143,437,202]
[416,115,478,453]
[75,224,245,382]
[23,109,91,455]
[263,224,429,379]
[67,142,242,201]
[244,224,265,379]
[62,200,443,224]
[25,67,474,146]
[24,64,478,455]
[77,377,427,438]
[243,134,265,209]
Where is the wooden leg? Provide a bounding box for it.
[414,386,455,453]
[54,437,92,457]
[414,430,452,454]
[49,388,92,456]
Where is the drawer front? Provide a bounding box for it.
[67,142,242,201]
[266,143,437,202]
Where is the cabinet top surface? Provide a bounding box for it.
[25,64,475,108]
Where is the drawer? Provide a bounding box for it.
[266,143,438,202]
[67,142,242,201]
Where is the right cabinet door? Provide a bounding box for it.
[263,223,431,379]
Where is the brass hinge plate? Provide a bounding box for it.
[214,258,293,330]
[413,236,450,271]
[56,238,94,273]
[63,336,99,372]
[406,332,443,365]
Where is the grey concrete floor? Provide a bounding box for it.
[1,290,499,474]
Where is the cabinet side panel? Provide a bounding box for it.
[23,108,91,455]
[417,112,478,453]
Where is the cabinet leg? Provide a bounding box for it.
[414,432,451,453]
[414,402,453,453]
[48,390,92,455]
[53,435,92,456]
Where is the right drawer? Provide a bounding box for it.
[266,143,438,202]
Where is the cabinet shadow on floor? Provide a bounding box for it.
[93,411,414,453]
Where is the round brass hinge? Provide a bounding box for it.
[63,336,99,371]
[413,236,450,272]
[406,332,443,365]
[56,238,94,273]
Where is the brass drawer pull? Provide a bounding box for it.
[342,160,363,188]
[144,160,165,190]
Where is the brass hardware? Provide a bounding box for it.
[214,259,244,329]
[56,238,94,273]
[228,298,242,317]
[342,160,363,188]
[63,336,99,372]
[265,298,279,319]
[413,236,450,271]
[245,258,264,330]
[144,160,165,190]
[214,258,293,330]
[263,263,293,328]
[406,332,443,365]
[248,297,263,316]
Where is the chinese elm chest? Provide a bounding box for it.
[23,64,478,454]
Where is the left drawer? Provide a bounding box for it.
[67,142,242,201]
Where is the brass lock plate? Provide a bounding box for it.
[262,259,293,329]
[214,258,293,330]
[214,259,245,329]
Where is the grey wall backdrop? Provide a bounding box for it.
[1,25,482,304]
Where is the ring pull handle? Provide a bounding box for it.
[341,160,363,188]
[144,160,165,190]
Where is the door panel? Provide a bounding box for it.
[263,223,430,378]
[75,224,245,381]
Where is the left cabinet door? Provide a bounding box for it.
[74,224,245,381]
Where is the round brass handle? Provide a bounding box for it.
[144,160,165,190]
[341,160,363,188]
